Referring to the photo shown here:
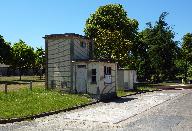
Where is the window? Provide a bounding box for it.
[77,65,86,68]
[91,69,96,84]
[104,66,112,84]
[104,66,111,75]
[80,41,86,48]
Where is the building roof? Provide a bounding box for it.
[118,68,135,71]
[72,59,117,63]
[0,64,10,68]
[43,33,90,40]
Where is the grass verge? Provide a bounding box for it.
[117,84,159,97]
[0,88,92,119]
[117,89,137,97]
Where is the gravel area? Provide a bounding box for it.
[0,89,191,131]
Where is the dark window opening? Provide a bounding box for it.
[104,66,111,75]
[77,65,86,68]
[80,41,86,48]
[91,69,96,83]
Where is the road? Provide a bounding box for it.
[0,89,192,131]
[120,89,192,131]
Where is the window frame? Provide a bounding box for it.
[80,41,86,48]
[91,69,97,84]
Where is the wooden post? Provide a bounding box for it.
[5,83,7,94]
[29,81,32,91]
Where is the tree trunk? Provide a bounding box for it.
[40,69,42,80]
[184,60,188,83]
[19,67,22,81]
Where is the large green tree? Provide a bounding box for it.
[84,4,138,67]
[181,33,192,82]
[11,40,36,80]
[34,47,45,79]
[0,35,12,64]
[138,12,178,82]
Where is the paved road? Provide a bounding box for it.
[120,89,192,131]
[0,89,192,131]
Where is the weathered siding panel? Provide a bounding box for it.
[117,70,124,89]
[73,39,90,60]
[87,62,99,94]
[99,63,116,94]
[117,70,137,90]
[47,39,71,89]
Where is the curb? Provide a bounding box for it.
[0,100,99,124]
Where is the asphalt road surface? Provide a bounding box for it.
[120,90,192,131]
[0,89,192,131]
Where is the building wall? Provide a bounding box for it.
[0,67,8,76]
[47,38,72,89]
[87,62,99,94]
[117,70,124,89]
[99,62,116,94]
[117,70,137,90]
[73,38,90,60]
[73,62,116,95]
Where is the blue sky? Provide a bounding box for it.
[0,0,191,49]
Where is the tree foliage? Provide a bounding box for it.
[137,12,178,82]
[11,40,36,80]
[84,4,138,67]
[0,35,12,64]
[34,47,45,79]
[181,33,192,81]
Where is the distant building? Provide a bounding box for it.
[117,69,137,90]
[0,64,10,76]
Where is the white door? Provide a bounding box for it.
[76,65,87,93]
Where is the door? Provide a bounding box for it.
[76,65,87,93]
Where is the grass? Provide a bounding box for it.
[117,90,137,97]
[0,87,92,119]
[136,86,158,91]
[117,84,159,97]
[0,76,44,92]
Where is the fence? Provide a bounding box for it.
[2,81,33,94]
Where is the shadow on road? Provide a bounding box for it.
[102,97,138,103]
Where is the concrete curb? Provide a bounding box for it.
[0,100,99,124]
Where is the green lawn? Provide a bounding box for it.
[117,90,137,97]
[0,76,45,92]
[117,84,159,97]
[0,87,92,119]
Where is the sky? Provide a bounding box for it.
[0,0,192,49]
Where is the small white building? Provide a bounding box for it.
[117,69,137,90]
[0,64,9,76]
[73,60,117,99]
[44,33,117,99]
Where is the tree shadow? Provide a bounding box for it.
[102,97,138,103]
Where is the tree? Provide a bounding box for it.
[138,12,178,82]
[11,40,36,80]
[34,47,45,79]
[0,35,12,64]
[181,33,192,82]
[84,4,138,67]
